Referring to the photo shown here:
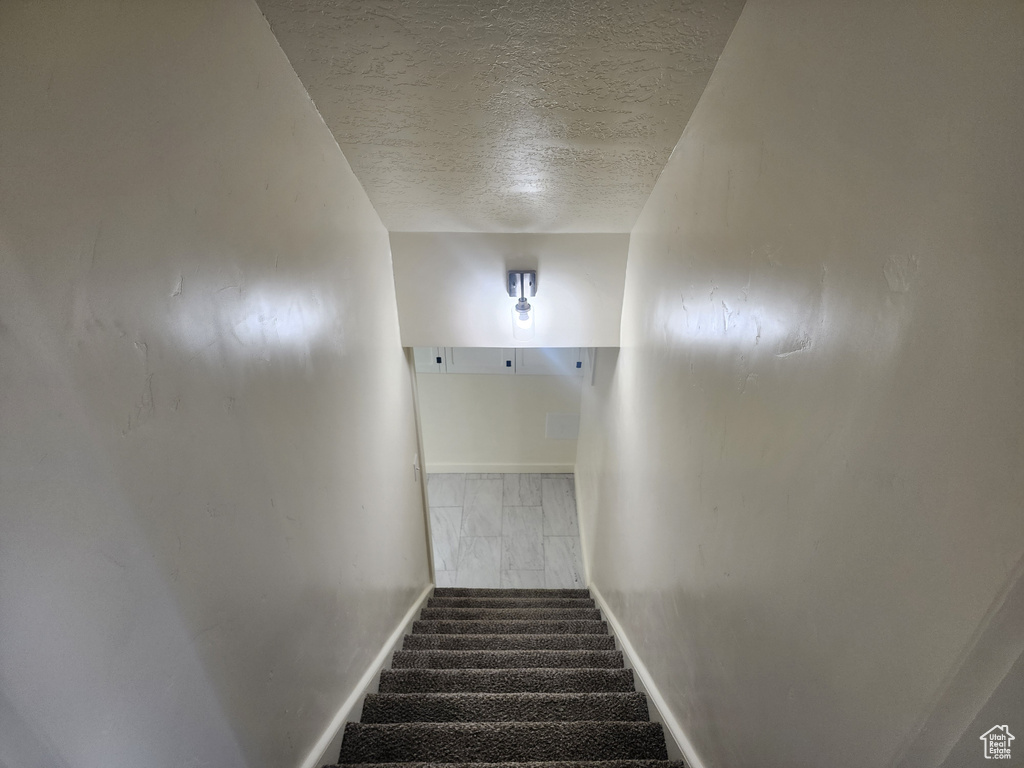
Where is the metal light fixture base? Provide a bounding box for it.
[507,271,537,298]
[508,270,537,341]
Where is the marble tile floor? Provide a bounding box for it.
[427,473,585,589]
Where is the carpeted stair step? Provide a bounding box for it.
[427,598,596,609]
[360,692,650,723]
[433,588,591,598]
[330,762,687,768]
[420,608,602,622]
[337,721,668,763]
[413,620,607,635]
[379,668,635,694]
[331,587,679,768]
[402,634,616,651]
[391,650,623,669]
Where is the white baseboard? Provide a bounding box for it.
[590,583,706,768]
[300,583,432,768]
[572,473,591,586]
[424,463,575,474]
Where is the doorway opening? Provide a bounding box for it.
[413,347,587,588]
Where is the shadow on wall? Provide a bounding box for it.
[895,554,1024,768]
[0,690,71,768]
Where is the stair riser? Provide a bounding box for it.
[338,722,668,763]
[413,620,608,635]
[360,692,650,723]
[391,650,623,669]
[421,608,602,621]
[433,588,590,598]
[332,762,688,768]
[402,634,616,651]
[379,668,635,694]
[427,598,596,609]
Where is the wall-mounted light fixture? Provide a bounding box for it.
[507,270,537,341]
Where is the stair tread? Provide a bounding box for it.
[338,721,668,763]
[433,588,591,598]
[331,762,687,768]
[331,765,688,768]
[427,598,596,609]
[336,588,674,767]
[421,608,602,621]
[392,650,622,669]
[361,692,650,723]
[379,668,635,694]
[413,620,607,635]
[403,634,616,651]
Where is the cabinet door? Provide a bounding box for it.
[444,347,515,375]
[515,347,583,376]
[413,346,445,373]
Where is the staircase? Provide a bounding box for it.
[330,587,686,768]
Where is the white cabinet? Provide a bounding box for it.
[412,347,583,376]
[443,347,515,375]
[413,346,445,373]
[515,347,583,377]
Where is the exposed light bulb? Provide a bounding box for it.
[514,299,532,328]
[512,297,534,340]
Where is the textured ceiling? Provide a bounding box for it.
[257,0,745,232]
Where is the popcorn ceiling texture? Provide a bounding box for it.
[256,0,745,232]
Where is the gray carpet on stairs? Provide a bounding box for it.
[338,762,687,768]
[419,608,603,622]
[380,668,636,694]
[432,588,591,598]
[360,692,651,723]
[338,722,668,763]
[413,620,608,635]
[427,598,596,609]
[402,633,616,651]
[329,587,683,768]
[391,650,624,669]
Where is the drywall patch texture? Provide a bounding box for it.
[576,1,1024,768]
[0,1,429,766]
[256,0,745,232]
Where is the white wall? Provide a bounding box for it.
[418,374,582,473]
[0,2,429,767]
[576,2,1024,768]
[391,232,628,347]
